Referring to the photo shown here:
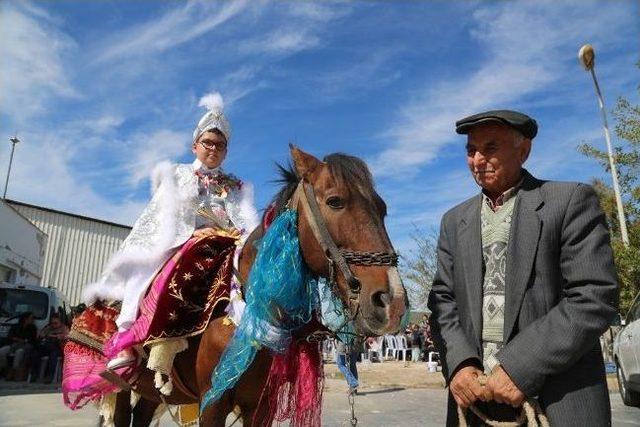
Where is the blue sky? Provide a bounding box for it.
[1,0,638,256]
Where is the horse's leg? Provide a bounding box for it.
[113,390,132,427]
[235,349,272,427]
[196,317,237,426]
[131,397,160,427]
[199,393,234,427]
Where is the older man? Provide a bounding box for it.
[427,110,618,426]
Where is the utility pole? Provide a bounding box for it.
[3,135,20,200]
[578,44,629,247]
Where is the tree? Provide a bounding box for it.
[578,72,640,316]
[400,226,438,311]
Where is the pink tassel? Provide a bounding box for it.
[258,341,324,427]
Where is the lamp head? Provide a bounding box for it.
[579,44,595,71]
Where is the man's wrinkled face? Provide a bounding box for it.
[465,122,531,197]
[192,130,227,169]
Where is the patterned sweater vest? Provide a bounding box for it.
[480,195,517,373]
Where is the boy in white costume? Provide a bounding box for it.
[82,93,259,370]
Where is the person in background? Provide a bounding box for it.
[419,314,430,359]
[0,312,37,381]
[410,323,423,363]
[335,339,359,394]
[30,313,69,383]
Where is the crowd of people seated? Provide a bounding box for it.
[325,314,439,365]
[401,314,438,363]
[0,311,75,383]
[360,314,438,363]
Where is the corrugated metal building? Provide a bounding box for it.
[7,200,132,305]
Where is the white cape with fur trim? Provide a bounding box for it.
[83,160,259,329]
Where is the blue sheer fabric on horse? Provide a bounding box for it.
[201,210,318,410]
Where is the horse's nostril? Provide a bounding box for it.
[371,291,390,308]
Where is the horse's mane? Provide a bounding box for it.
[265,153,386,223]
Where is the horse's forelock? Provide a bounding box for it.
[324,153,385,217]
[267,153,385,222]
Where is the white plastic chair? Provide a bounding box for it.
[384,335,397,359]
[394,334,410,361]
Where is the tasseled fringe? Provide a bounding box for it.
[259,341,324,427]
[98,392,118,427]
[147,338,188,396]
[130,390,141,409]
[151,402,168,426]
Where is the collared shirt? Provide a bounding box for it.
[482,178,523,212]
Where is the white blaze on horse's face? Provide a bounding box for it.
[290,145,408,337]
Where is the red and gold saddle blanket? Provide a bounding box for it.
[63,234,236,408]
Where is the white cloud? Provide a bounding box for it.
[0,1,78,124]
[1,130,146,225]
[90,115,125,135]
[94,0,252,65]
[217,65,268,106]
[239,28,321,55]
[370,0,634,178]
[313,48,404,101]
[124,129,191,187]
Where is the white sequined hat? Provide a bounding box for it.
[193,92,231,143]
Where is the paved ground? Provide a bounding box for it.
[0,362,638,426]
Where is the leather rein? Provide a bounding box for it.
[289,181,398,328]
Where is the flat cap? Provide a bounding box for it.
[455,110,537,139]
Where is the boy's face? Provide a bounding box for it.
[192,130,227,169]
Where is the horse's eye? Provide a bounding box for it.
[326,196,345,210]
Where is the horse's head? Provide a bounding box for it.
[289,146,408,336]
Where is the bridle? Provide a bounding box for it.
[289,180,398,324]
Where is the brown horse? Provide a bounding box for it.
[108,146,408,426]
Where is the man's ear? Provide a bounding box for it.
[520,138,532,164]
[290,144,323,181]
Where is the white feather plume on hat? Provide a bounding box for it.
[193,91,231,142]
[198,92,224,113]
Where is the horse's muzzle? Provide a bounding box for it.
[356,267,408,336]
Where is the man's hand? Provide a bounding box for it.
[486,365,525,407]
[450,365,491,408]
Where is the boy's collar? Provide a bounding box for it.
[192,158,221,174]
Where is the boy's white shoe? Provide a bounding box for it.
[106,349,136,370]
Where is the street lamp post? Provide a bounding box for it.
[3,136,20,200]
[578,44,630,247]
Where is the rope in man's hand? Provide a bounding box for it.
[457,374,550,427]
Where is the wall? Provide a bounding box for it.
[8,200,131,305]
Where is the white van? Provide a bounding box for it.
[0,282,70,344]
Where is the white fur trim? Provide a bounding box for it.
[151,161,173,194]
[238,182,260,234]
[83,162,188,304]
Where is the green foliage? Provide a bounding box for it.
[578,78,640,316]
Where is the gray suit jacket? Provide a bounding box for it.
[427,170,618,426]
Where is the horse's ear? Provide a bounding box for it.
[290,144,322,181]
